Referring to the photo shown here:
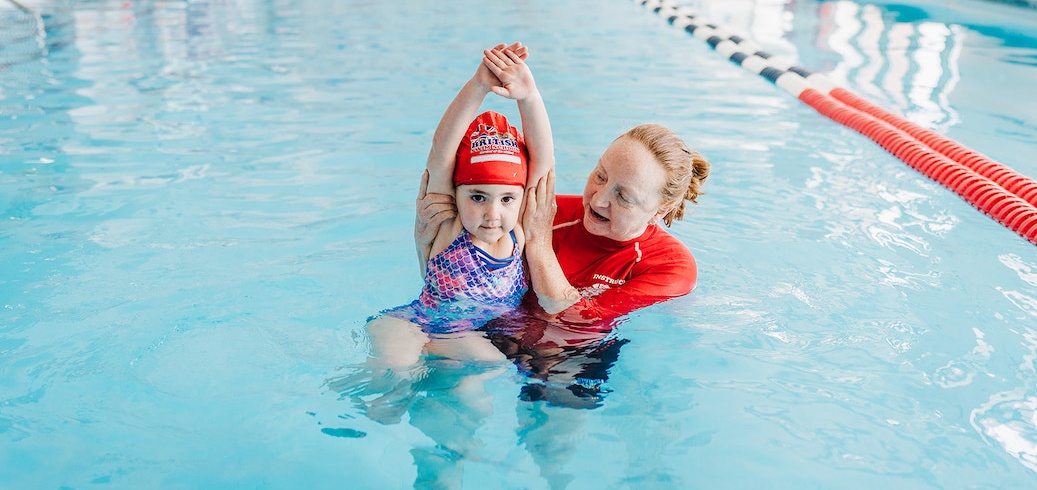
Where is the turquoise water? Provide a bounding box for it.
[3,0,1037,488]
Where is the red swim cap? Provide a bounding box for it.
[454,111,528,187]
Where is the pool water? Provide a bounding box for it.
[3,0,1037,488]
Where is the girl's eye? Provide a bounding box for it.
[501,196,515,204]
[471,194,486,203]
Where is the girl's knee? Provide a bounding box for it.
[365,316,429,367]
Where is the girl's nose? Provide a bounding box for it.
[485,202,502,220]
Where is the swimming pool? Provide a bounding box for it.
[3,0,1037,487]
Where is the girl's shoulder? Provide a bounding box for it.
[429,217,465,259]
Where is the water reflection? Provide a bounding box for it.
[326,358,507,485]
[685,0,966,130]
[487,313,628,410]
[971,325,1037,473]
[818,1,964,131]
[325,311,626,488]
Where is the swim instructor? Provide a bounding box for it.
[418,123,710,326]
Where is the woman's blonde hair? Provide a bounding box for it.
[621,124,710,226]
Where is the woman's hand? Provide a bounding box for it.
[522,169,581,314]
[415,170,456,274]
[523,169,557,250]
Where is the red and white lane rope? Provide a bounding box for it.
[635,0,1037,244]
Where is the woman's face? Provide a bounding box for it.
[581,136,668,242]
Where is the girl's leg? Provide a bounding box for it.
[425,331,507,363]
[365,315,430,368]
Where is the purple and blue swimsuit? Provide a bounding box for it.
[381,230,527,334]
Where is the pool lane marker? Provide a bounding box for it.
[635,0,1037,244]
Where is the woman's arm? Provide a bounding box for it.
[414,170,456,276]
[522,170,581,313]
[555,266,695,325]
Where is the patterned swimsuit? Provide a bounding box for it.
[382,230,527,334]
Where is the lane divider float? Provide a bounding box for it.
[634,0,1037,244]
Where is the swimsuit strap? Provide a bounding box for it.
[472,230,518,270]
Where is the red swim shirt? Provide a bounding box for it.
[546,194,697,325]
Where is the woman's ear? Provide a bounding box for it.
[658,200,678,218]
[651,207,669,225]
[654,199,680,225]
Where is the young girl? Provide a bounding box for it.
[364,42,554,367]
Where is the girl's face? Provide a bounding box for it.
[582,136,669,242]
[456,183,524,247]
